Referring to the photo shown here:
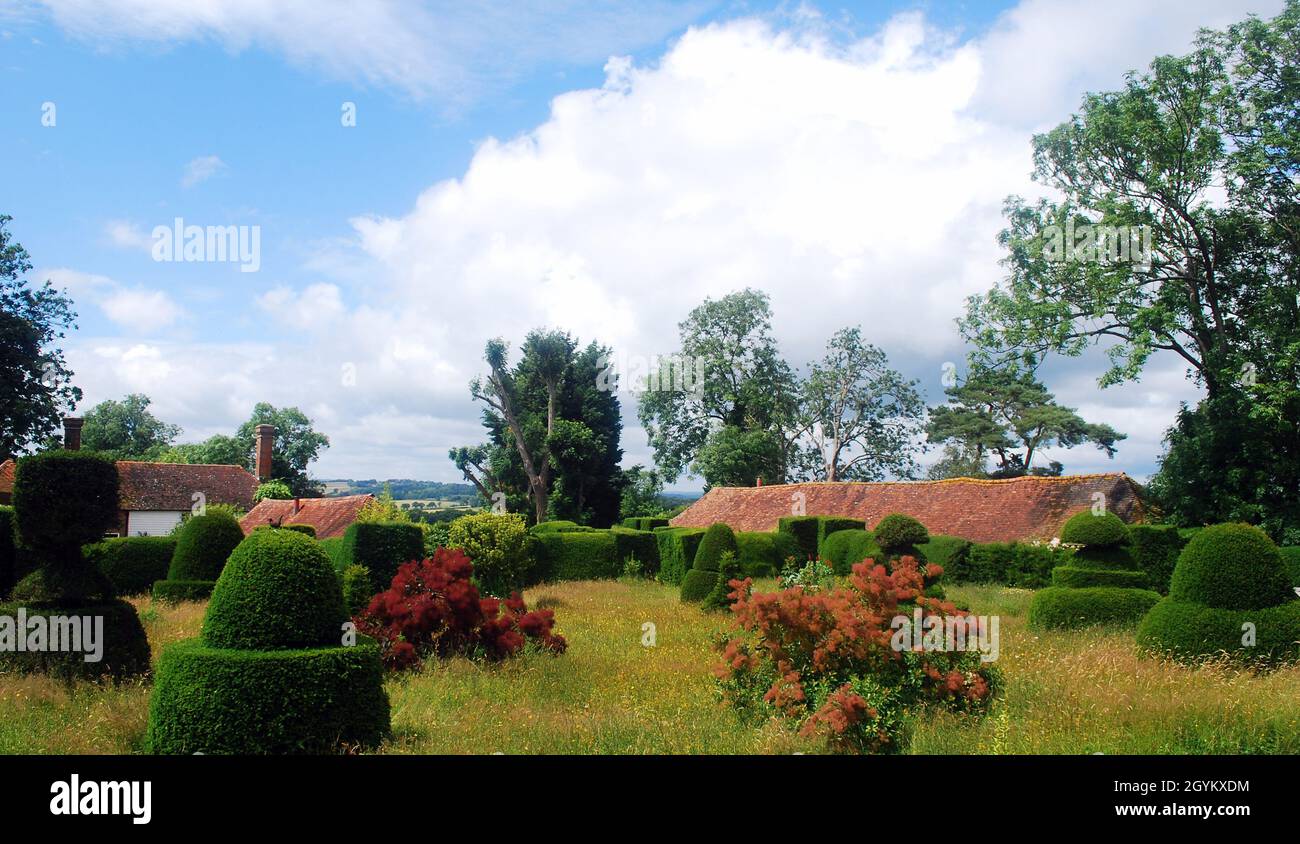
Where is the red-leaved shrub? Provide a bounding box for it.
[715,556,1001,753]
[356,547,566,670]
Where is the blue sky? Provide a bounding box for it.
[0,0,1281,487]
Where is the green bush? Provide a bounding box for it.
[734,531,800,577]
[168,513,245,581]
[152,580,217,602]
[1070,544,1139,571]
[872,514,929,553]
[1281,547,1300,587]
[918,535,971,579]
[610,528,660,576]
[1136,598,1300,666]
[11,566,115,603]
[0,598,151,681]
[621,517,670,531]
[1027,586,1161,630]
[532,531,619,581]
[654,528,705,585]
[777,516,820,562]
[146,637,389,754]
[281,523,316,538]
[680,568,717,603]
[0,506,16,598]
[1051,566,1149,589]
[12,451,119,555]
[202,529,346,650]
[318,536,347,570]
[1129,525,1187,595]
[447,512,531,596]
[702,552,741,611]
[822,529,882,575]
[339,521,425,592]
[85,536,176,596]
[253,479,293,502]
[693,523,739,572]
[340,564,372,616]
[1168,523,1291,611]
[816,518,866,556]
[1059,510,1129,548]
[531,520,593,533]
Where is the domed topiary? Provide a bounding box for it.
[1137,523,1300,666]
[147,527,389,754]
[203,529,345,650]
[680,568,717,603]
[692,523,739,573]
[1059,511,1128,548]
[153,512,246,602]
[873,514,929,554]
[1168,523,1291,611]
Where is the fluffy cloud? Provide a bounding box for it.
[180,154,226,188]
[42,268,185,331]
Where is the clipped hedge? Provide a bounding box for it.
[1129,525,1187,595]
[340,565,372,616]
[280,524,316,538]
[735,531,800,577]
[169,514,246,581]
[655,528,705,585]
[146,637,390,754]
[1059,511,1129,548]
[0,506,16,598]
[1136,598,1300,666]
[12,451,119,555]
[822,529,882,576]
[338,522,425,591]
[679,568,717,603]
[693,523,739,572]
[152,580,218,603]
[1281,547,1300,587]
[1051,566,1148,589]
[777,516,820,562]
[817,518,866,554]
[1168,523,1291,611]
[872,514,929,553]
[531,520,594,533]
[0,598,151,681]
[1027,586,1161,630]
[610,528,660,575]
[318,537,347,570]
[917,535,971,579]
[960,542,1070,587]
[532,531,619,582]
[621,517,670,531]
[86,536,176,596]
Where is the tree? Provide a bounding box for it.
[235,403,329,497]
[0,215,81,456]
[638,289,798,486]
[546,419,605,521]
[619,464,664,519]
[157,434,249,467]
[787,327,927,482]
[691,425,785,488]
[80,394,180,460]
[253,479,293,502]
[926,363,1125,478]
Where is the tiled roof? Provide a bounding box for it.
[240,494,375,540]
[669,474,1145,543]
[0,458,256,512]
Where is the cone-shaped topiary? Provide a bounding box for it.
[701,551,742,611]
[1029,510,1158,629]
[1137,523,1300,665]
[692,523,739,573]
[153,512,246,602]
[147,527,389,753]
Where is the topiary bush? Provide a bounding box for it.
[153,512,245,602]
[0,506,16,599]
[679,567,718,603]
[918,535,972,580]
[531,531,619,581]
[1050,567,1149,589]
[611,527,660,576]
[531,520,593,533]
[12,451,119,560]
[86,536,176,596]
[280,523,316,538]
[701,551,742,611]
[338,521,425,592]
[822,529,881,576]
[148,527,389,754]
[1028,586,1161,629]
[777,516,820,562]
[872,514,929,555]
[735,531,800,577]
[1129,525,1187,595]
[1137,523,1300,666]
[1281,547,1300,588]
[1059,510,1129,548]
[961,541,1070,587]
[446,512,530,596]
[692,523,739,572]
[151,580,218,603]
[816,518,866,557]
[0,598,151,681]
[654,527,705,585]
[1029,511,1157,630]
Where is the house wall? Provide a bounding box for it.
[125,510,185,537]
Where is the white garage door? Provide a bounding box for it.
[127,511,184,536]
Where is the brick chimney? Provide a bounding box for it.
[756,476,763,487]
[63,417,84,451]
[254,424,275,482]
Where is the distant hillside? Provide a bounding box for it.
[322,479,482,504]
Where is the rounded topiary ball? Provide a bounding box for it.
[692,523,738,572]
[1168,523,1290,611]
[169,513,246,581]
[1059,511,1129,548]
[872,514,929,554]
[202,529,345,650]
[12,451,119,553]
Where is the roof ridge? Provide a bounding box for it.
[706,473,1129,491]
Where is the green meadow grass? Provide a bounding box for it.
[2,581,1299,754]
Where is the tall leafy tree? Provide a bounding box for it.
[619,464,665,519]
[0,215,81,457]
[235,403,330,497]
[926,363,1125,478]
[638,289,798,486]
[80,394,180,460]
[787,327,927,482]
[157,434,249,467]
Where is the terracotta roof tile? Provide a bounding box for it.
[0,458,256,512]
[669,474,1145,543]
[240,494,375,540]
[0,460,14,495]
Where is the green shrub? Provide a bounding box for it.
[281,523,316,537]
[1070,544,1139,571]
[777,516,820,562]
[1168,523,1291,611]
[11,566,114,603]
[655,528,705,585]
[735,531,800,577]
[203,529,345,650]
[693,523,739,572]
[872,514,929,553]
[610,528,660,575]
[340,564,372,616]
[1059,510,1129,548]
[0,598,151,681]
[146,637,390,754]
[168,513,245,581]
[1129,525,1187,595]
[531,520,593,533]
[12,451,119,556]
[1051,566,1149,589]
[822,529,882,575]
[152,580,217,602]
[533,531,619,581]
[0,506,17,598]
[339,521,425,591]
[1027,586,1161,629]
[446,512,530,596]
[1281,547,1300,587]
[253,479,293,502]
[680,568,717,603]
[621,517,669,531]
[1136,598,1300,666]
[918,535,972,579]
[318,536,347,569]
[963,541,1071,587]
[702,551,741,611]
[85,536,176,596]
[816,518,866,556]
